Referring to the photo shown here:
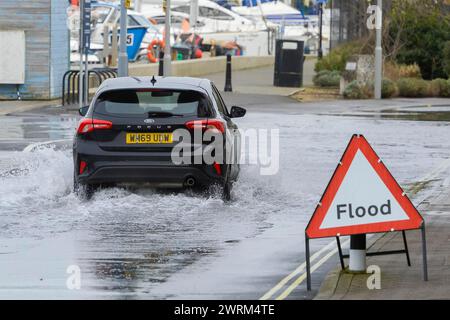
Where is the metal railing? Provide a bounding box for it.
[61,68,118,106]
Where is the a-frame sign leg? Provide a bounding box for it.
[305,233,312,291]
[336,236,345,270]
[421,223,428,281]
[401,230,411,267]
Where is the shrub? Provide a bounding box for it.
[382,79,398,98]
[315,40,370,73]
[343,81,364,99]
[398,64,422,79]
[440,80,450,97]
[313,70,341,87]
[397,78,430,97]
[389,1,450,79]
[429,78,448,97]
[384,62,422,81]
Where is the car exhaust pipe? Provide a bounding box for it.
[184,177,196,187]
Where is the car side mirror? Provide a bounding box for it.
[230,106,246,118]
[79,105,89,117]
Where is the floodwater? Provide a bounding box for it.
[330,104,450,122]
[0,105,449,299]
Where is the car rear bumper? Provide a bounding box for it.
[77,162,222,187]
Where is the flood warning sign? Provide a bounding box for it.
[306,135,423,239]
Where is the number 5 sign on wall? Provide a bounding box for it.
[126,34,134,46]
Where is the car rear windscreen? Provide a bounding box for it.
[93,89,211,117]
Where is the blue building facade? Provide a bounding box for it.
[0,0,69,100]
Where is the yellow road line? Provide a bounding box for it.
[276,240,349,300]
[259,240,343,300]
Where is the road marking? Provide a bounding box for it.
[260,157,450,300]
[259,240,337,300]
[23,139,70,153]
[275,240,350,300]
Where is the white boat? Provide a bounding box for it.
[69,1,162,64]
[229,0,329,53]
[139,0,278,56]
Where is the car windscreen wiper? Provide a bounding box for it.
[147,111,184,118]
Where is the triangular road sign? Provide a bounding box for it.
[306,134,423,239]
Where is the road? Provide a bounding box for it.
[0,86,450,299]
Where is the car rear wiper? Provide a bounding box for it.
[147,111,183,118]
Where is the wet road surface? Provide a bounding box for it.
[0,100,450,299]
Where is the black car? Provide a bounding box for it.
[73,76,246,200]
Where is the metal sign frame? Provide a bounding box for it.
[305,225,428,291]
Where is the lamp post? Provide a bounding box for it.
[163,0,172,76]
[79,0,84,109]
[374,0,383,99]
[318,1,323,59]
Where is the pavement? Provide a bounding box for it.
[202,58,316,96]
[315,176,450,300]
[0,99,60,116]
[0,59,314,116]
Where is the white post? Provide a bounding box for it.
[164,0,172,76]
[118,0,128,77]
[349,234,366,272]
[374,0,383,99]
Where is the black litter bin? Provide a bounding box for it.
[273,40,304,87]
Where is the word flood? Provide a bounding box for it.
[337,200,392,219]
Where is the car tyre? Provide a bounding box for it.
[73,171,96,200]
[222,165,232,202]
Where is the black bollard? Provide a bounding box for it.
[224,54,232,92]
[158,50,164,76]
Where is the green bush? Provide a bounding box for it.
[313,70,341,87]
[396,78,430,97]
[429,78,448,97]
[389,1,450,79]
[440,80,450,97]
[315,41,368,73]
[382,79,398,98]
[343,81,364,99]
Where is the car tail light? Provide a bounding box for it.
[79,160,87,174]
[185,119,225,133]
[77,118,113,134]
[213,162,222,176]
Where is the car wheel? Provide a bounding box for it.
[73,170,79,193]
[222,165,232,201]
[73,170,96,200]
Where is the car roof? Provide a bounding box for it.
[97,76,212,94]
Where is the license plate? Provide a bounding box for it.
[126,133,173,144]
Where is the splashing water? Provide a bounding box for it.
[0,143,290,245]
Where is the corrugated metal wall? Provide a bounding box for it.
[0,0,69,100]
[50,0,70,98]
